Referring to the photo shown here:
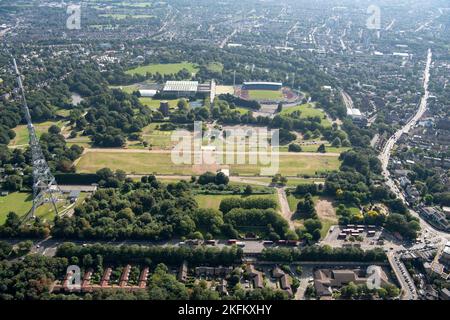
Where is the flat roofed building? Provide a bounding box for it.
[139,89,157,97]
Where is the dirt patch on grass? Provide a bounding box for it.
[315,198,337,222]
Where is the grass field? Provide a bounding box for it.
[76,152,191,175]
[195,193,278,211]
[238,177,325,187]
[281,103,332,127]
[109,84,139,94]
[76,151,340,176]
[0,193,32,224]
[66,132,92,148]
[0,192,88,225]
[139,98,178,110]
[247,90,283,101]
[9,121,65,147]
[125,62,199,76]
[230,154,340,176]
[135,123,176,150]
[280,143,350,154]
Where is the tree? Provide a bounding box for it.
[317,144,326,153]
[288,143,302,152]
[276,102,283,113]
[215,172,229,185]
[4,175,23,191]
[331,137,342,148]
[177,99,189,111]
[244,185,253,195]
[48,125,61,135]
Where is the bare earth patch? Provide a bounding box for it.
[315,198,337,222]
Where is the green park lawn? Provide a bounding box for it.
[125,62,199,76]
[0,192,88,225]
[76,150,340,177]
[139,98,178,110]
[9,121,66,147]
[194,193,279,211]
[281,103,332,127]
[0,193,32,224]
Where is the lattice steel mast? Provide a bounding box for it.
[13,58,62,219]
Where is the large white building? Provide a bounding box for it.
[162,81,199,97]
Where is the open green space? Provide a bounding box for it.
[194,193,278,211]
[247,90,283,101]
[125,62,199,76]
[0,193,32,224]
[9,121,66,147]
[280,143,350,154]
[76,151,340,176]
[280,103,332,127]
[0,192,89,225]
[131,123,176,150]
[66,132,92,148]
[230,154,340,176]
[109,84,139,94]
[139,98,178,110]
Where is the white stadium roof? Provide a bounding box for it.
[163,81,198,92]
[243,81,283,86]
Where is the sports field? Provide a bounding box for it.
[125,62,199,76]
[76,151,340,176]
[247,90,283,101]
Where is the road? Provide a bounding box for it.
[22,238,268,257]
[387,252,418,300]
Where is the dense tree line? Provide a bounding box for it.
[259,246,387,263]
[56,242,242,267]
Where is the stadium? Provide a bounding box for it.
[235,81,301,104]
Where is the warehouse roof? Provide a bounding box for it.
[163,81,198,92]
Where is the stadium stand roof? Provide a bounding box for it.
[243,81,282,86]
[163,81,198,92]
